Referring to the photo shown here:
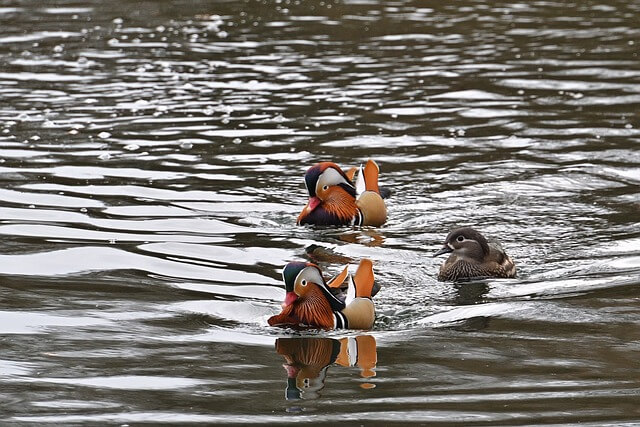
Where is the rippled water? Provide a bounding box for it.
[1,0,639,424]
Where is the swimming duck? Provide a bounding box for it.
[268,259,377,330]
[296,160,387,227]
[433,227,516,281]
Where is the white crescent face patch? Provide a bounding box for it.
[295,266,324,289]
[316,167,350,195]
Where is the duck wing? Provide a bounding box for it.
[487,239,516,278]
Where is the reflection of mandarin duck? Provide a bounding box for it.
[434,227,517,282]
[297,160,387,227]
[276,337,340,400]
[268,259,378,330]
[335,335,377,379]
[276,335,377,400]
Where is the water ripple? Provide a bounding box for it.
[1,0,639,423]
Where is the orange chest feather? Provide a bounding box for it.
[269,285,336,330]
[294,285,335,329]
[323,187,358,221]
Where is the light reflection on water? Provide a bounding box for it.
[1,0,639,424]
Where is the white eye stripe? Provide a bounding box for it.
[295,267,323,288]
[316,168,349,195]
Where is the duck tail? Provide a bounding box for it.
[353,258,375,299]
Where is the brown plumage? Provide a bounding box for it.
[433,227,517,282]
[322,185,359,222]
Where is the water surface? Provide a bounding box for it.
[1,0,639,424]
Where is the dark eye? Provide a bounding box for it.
[301,279,307,286]
[456,235,464,242]
[322,185,328,191]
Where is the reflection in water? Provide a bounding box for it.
[275,335,377,400]
[339,229,386,247]
[453,281,490,305]
[304,228,385,265]
[451,281,492,330]
[305,244,353,265]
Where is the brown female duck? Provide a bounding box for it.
[433,227,516,282]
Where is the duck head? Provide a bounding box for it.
[433,227,490,262]
[269,261,345,329]
[297,162,357,226]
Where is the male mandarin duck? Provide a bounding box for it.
[297,159,387,227]
[433,227,517,282]
[268,259,377,330]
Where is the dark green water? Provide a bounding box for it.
[1,0,639,424]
